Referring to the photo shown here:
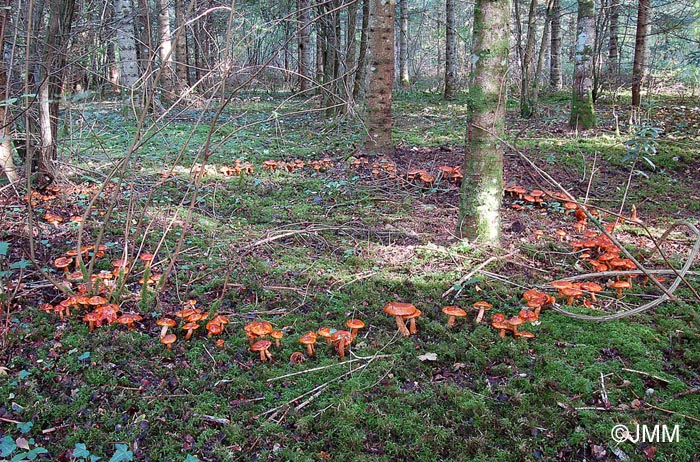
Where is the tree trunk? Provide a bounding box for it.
[444,0,456,99]
[364,0,395,155]
[297,0,312,92]
[518,0,538,118]
[549,0,562,90]
[568,0,596,130]
[353,0,370,100]
[345,0,359,106]
[607,0,619,80]
[0,7,17,184]
[157,0,175,97]
[174,0,189,88]
[36,0,75,188]
[115,0,140,90]
[631,0,650,106]
[398,0,409,87]
[528,1,552,113]
[458,0,510,245]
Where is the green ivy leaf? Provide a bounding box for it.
[183,456,200,462]
[108,444,133,462]
[16,421,33,434]
[0,435,17,457]
[0,241,9,256]
[72,443,91,459]
[77,351,91,361]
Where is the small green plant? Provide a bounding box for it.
[0,435,48,462]
[623,124,662,170]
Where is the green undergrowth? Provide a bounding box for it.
[2,91,699,461]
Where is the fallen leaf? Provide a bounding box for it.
[417,352,437,361]
[16,438,29,450]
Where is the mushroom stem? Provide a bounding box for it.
[305,344,314,357]
[446,316,456,328]
[259,349,267,361]
[265,350,273,361]
[408,318,418,335]
[475,308,485,324]
[616,288,623,299]
[337,340,345,359]
[185,329,194,340]
[160,326,169,338]
[394,316,410,336]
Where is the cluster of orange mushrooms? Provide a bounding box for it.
[156,301,230,349]
[244,318,365,363]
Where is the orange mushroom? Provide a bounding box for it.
[161,333,177,350]
[441,305,467,328]
[299,332,317,356]
[251,339,273,362]
[383,302,417,336]
[472,301,492,324]
[346,319,365,342]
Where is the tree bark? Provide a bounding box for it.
[399,0,409,87]
[631,0,650,106]
[157,0,175,97]
[444,0,456,99]
[607,0,619,80]
[364,0,395,155]
[345,0,359,106]
[297,0,312,92]
[568,0,596,130]
[518,0,538,118]
[0,6,17,184]
[115,0,140,90]
[549,0,562,90]
[353,0,370,100]
[174,0,189,88]
[457,0,510,245]
[36,0,75,188]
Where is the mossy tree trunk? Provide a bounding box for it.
[364,0,395,155]
[631,0,651,107]
[444,0,457,99]
[568,0,596,130]
[457,0,510,245]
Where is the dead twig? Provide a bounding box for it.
[621,367,673,384]
[266,354,394,382]
[443,249,519,299]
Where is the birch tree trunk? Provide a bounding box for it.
[115,0,140,90]
[157,0,175,97]
[549,0,562,89]
[398,0,409,87]
[364,0,395,155]
[458,0,510,245]
[444,0,457,99]
[568,0,596,130]
[297,0,312,92]
[631,0,650,106]
[0,7,17,184]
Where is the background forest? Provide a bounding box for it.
[0,0,699,461]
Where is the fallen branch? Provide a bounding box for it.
[266,354,394,382]
[195,414,230,425]
[621,368,673,384]
[443,249,519,299]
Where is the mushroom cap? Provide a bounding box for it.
[610,280,632,289]
[550,280,574,290]
[560,287,584,297]
[472,301,492,310]
[206,322,223,335]
[88,295,108,306]
[65,271,84,282]
[491,313,506,323]
[83,311,101,322]
[54,256,73,268]
[248,321,273,336]
[383,302,418,317]
[330,330,352,343]
[250,339,272,351]
[346,319,365,330]
[522,289,548,302]
[441,305,467,317]
[157,317,177,327]
[317,327,336,338]
[117,313,142,324]
[517,309,538,322]
[210,314,229,325]
[183,322,200,331]
[271,330,284,340]
[175,308,198,319]
[186,312,207,323]
[161,333,177,345]
[403,308,422,320]
[580,282,603,292]
[516,331,536,339]
[299,333,317,345]
[491,320,511,331]
[139,253,155,262]
[508,316,525,328]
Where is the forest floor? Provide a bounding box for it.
[0,91,699,462]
